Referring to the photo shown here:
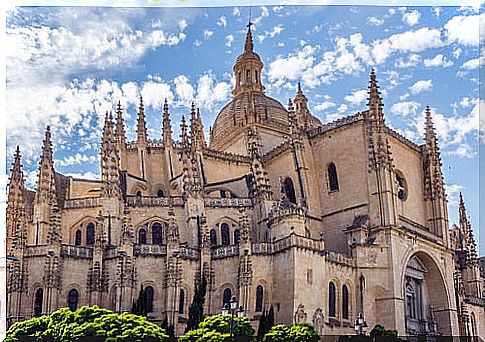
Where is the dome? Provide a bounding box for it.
[210,92,290,149]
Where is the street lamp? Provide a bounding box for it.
[354,312,368,335]
[221,296,245,337]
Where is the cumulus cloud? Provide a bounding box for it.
[410,80,433,94]
[445,184,464,205]
[344,90,368,106]
[313,101,336,112]
[423,54,454,67]
[173,75,195,107]
[217,16,227,27]
[395,54,421,68]
[195,74,231,111]
[390,101,420,116]
[367,16,384,26]
[141,80,173,109]
[402,10,421,26]
[203,30,213,39]
[444,14,481,46]
[460,58,479,69]
[225,34,234,47]
[258,25,284,43]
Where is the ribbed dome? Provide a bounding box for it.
[210,92,290,149]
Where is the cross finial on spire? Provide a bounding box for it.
[244,21,254,52]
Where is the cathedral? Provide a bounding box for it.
[6,23,484,338]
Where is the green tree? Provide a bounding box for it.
[267,306,275,329]
[186,275,208,331]
[263,323,319,342]
[5,305,168,342]
[257,309,268,338]
[369,324,398,336]
[179,314,255,341]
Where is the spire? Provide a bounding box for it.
[293,82,312,130]
[180,115,188,147]
[458,192,478,264]
[244,21,254,52]
[115,101,126,149]
[367,68,384,126]
[297,82,302,94]
[101,111,121,198]
[162,98,173,147]
[190,103,205,151]
[136,96,147,145]
[423,106,444,199]
[36,126,56,204]
[10,146,24,186]
[7,146,26,254]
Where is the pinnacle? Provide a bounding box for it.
[297,82,302,94]
[244,21,254,52]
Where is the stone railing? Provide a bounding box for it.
[252,234,325,255]
[147,139,164,148]
[324,250,354,267]
[134,244,167,257]
[126,196,184,207]
[385,127,421,152]
[64,197,101,209]
[61,245,93,259]
[25,245,48,257]
[262,141,291,163]
[104,248,119,259]
[204,148,251,163]
[465,295,485,307]
[204,198,253,208]
[212,245,239,259]
[179,246,199,260]
[398,216,442,244]
[308,112,364,139]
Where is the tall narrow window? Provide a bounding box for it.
[86,223,95,246]
[328,163,339,192]
[138,228,147,244]
[223,288,232,305]
[152,223,163,245]
[246,69,251,81]
[342,285,349,320]
[221,223,230,246]
[157,189,164,198]
[179,289,185,314]
[283,177,297,204]
[328,282,336,317]
[75,230,82,246]
[256,285,264,312]
[406,283,416,319]
[145,286,154,313]
[255,71,259,83]
[210,229,217,245]
[234,229,241,245]
[68,289,79,311]
[34,288,43,317]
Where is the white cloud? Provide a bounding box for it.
[453,47,462,58]
[387,28,443,53]
[367,16,384,26]
[225,35,234,47]
[232,7,241,17]
[448,144,475,158]
[460,58,479,69]
[141,80,173,109]
[402,10,421,26]
[395,54,421,68]
[173,75,195,107]
[444,14,481,46]
[273,6,284,13]
[313,101,336,112]
[433,7,441,17]
[217,16,227,28]
[178,19,187,31]
[195,74,231,111]
[56,153,98,167]
[203,30,213,39]
[410,80,433,94]
[258,25,284,43]
[445,184,464,205]
[390,101,420,116]
[344,89,367,106]
[423,54,454,68]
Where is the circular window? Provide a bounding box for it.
[395,171,408,201]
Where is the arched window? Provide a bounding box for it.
[136,190,142,198]
[145,286,154,313]
[405,282,416,319]
[210,229,217,245]
[328,163,339,192]
[68,289,79,311]
[179,289,185,314]
[75,230,82,246]
[328,282,336,317]
[86,223,95,246]
[234,229,241,245]
[223,288,232,305]
[157,189,164,198]
[138,228,147,245]
[342,285,349,320]
[395,171,408,201]
[283,177,297,204]
[152,223,163,245]
[221,223,230,246]
[256,285,264,312]
[34,288,43,317]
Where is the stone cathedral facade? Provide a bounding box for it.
[6,25,484,337]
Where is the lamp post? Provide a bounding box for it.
[118,251,127,313]
[221,296,245,338]
[354,312,368,336]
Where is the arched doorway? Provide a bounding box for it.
[403,252,451,335]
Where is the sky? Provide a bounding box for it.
[3,2,484,254]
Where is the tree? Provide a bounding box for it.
[263,323,319,342]
[131,286,148,316]
[369,324,398,336]
[178,314,255,341]
[257,309,268,338]
[160,314,175,338]
[5,305,168,342]
[186,274,207,332]
[267,306,275,329]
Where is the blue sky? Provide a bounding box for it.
[5,3,483,253]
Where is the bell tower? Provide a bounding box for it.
[232,21,265,97]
